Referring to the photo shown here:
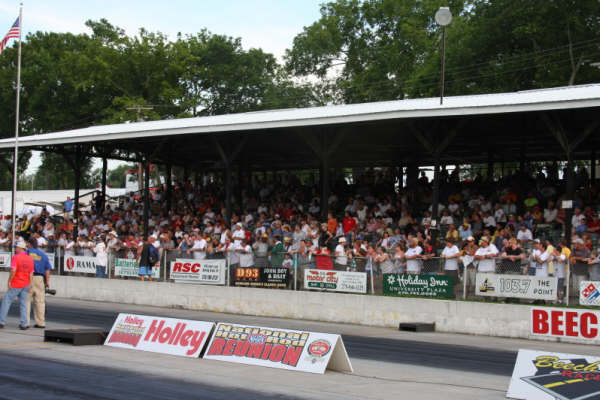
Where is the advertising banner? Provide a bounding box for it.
[203,322,353,374]
[303,269,367,294]
[169,259,226,285]
[64,255,96,274]
[532,307,600,341]
[580,281,600,306]
[46,252,55,270]
[0,251,11,268]
[476,273,557,300]
[383,273,453,298]
[115,258,160,279]
[105,313,214,358]
[233,267,289,288]
[508,349,600,400]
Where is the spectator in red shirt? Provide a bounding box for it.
[313,245,333,270]
[0,239,34,329]
[587,214,600,240]
[342,212,356,236]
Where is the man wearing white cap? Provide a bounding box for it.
[335,237,348,270]
[0,239,34,329]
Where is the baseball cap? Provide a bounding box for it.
[14,239,27,249]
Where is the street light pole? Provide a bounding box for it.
[440,26,446,105]
[435,7,452,105]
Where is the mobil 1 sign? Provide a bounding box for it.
[105,313,214,358]
[203,322,353,374]
[476,273,557,300]
[508,349,600,400]
[64,256,96,274]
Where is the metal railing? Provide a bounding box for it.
[0,244,594,307]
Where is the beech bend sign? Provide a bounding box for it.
[105,313,353,374]
[532,308,600,340]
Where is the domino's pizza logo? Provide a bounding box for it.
[582,283,600,302]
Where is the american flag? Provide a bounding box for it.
[0,17,20,55]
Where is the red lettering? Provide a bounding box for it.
[159,327,172,343]
[207,338,225,355]
[173,263,182,272]
[532,309,549,334]
[551,311,564,336]
[192,264,200,273]
[565,312,578,337]
[247,343,264,359]
[562,370,573,377]
[269,345,286,362]
[183,263,192,272]
[169,323,181,344]
[234,341,250,356]
[222,339,236,356]
[282,346,303,367]
[260,343,272,360]
[186,331,206,356]
[580,312,598,339]
[174,323,185,345]
[144,320,164,342]
[180,330,193,347]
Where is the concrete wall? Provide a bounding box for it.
[2,272,595,345]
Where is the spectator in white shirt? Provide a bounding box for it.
[516,224,533,242]
[441,238,460,295]
[474,237,498,272]
[405,238,423,274]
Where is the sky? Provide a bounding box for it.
[0,0,325,175]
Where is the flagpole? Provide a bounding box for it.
[10,3,23,254]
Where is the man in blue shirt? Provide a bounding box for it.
[27,238,52,328]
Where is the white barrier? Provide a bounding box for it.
[2,272,597,345]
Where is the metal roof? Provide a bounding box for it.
[1,83,599,149]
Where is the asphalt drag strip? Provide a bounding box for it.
[0,351,301,400]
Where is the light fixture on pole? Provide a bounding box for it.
[435,6,452,105]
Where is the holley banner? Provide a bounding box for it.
[105,313,215,358]
[115,258,160,279]
[203,322,353,374]
[383,273,453,298]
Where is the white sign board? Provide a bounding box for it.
[508,349,600,400]
[203,322,353,374]
[46,252,55,270]
[115,258,160,279]
[580,281,600,306]
[476,273,557,300]
[0,251,11,268]
[304,269,367,294]
[105,313,214,358]
[64,255,96,274]
[169,259,226,285]
[531,307,600,341]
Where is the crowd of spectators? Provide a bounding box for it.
[2,166,599,298]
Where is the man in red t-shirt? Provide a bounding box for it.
[0,239,34,329]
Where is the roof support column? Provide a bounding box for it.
[166,163,172,212]
[487,150,494,182]
[63,145,87,239]
[101,156,107,211]
[431,156,441,252]
[143,159,150,240]
[320,157,330,221]
[541,113,600,246]
[591,151,596,186]
[212,136,248,227]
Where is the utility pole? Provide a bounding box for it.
[126,105,153,191]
